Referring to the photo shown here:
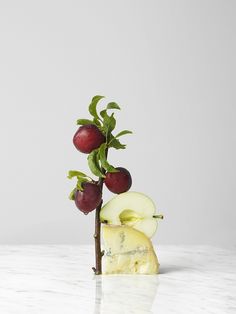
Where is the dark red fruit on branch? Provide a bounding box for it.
[73,124,105,154]
[104,167,132,194]
[75,182,102,214]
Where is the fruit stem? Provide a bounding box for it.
[153,214,164,219]
[93,149,108,275]
[93,187,103,275]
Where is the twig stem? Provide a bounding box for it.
[93,148,108,275]
[93,177,104,275]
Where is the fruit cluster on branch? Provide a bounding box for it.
[68,95,132,274]
[68,96,133,214]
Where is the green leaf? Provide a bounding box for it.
[100,102,120,132]
[102,111,116,134]
[76,178,84,191]
[89,95,104,120]
[108,113,116,132]
[115,130,133,138]
[87,150,105,178]
[109,136,126,150]
[93,118,101,127]
[67,170,87,179]
[76,119,95,126]
[69,188,77,200]
[100,109,106,118]
[99,144,118,172]
[106,102,121,110]
[95,148,101,168]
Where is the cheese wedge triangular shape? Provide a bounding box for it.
[102,225,159,274]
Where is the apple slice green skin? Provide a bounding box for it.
[100,191,161,238]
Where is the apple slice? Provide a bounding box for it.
[100,191,163,238]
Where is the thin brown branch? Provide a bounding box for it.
[93,177,104,275]
[93,148,108,275]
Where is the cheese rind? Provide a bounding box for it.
[102,225,159,274]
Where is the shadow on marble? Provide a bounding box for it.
[159,264,190,274]
[93,275,159,314]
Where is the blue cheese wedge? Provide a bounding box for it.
[102,225,159,274]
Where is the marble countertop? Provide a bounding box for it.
[0,245,235,313]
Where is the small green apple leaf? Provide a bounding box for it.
[88,150,105,178]
[115,130,133,138]
[76,119,95,126]
[108,113,116,132]
[108,136,126,149]
[99,144,118,173]
[106,102,121,110]
[69,187,77,200]
[100,105,117,134]
[93,118,102,127]
[76,182,82,191]
[76,178,84,191]
[95,148,102,169]
[102,112,116,134]
[76,175,90,191]
[100,109,106,119]
[67,170,87,179]
[89,95,105,120]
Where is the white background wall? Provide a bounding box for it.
[0,0,235,245]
